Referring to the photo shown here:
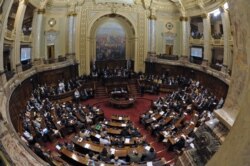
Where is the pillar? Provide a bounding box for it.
[13,0,28,72]
[203,14,212,65]
[221,8,231,73]
[67,12,77,56]
[180,16,190,59]
[0,0,14,72]
[33,8,45,65]
[147,8,157,57]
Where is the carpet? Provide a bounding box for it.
[84,93,177,163]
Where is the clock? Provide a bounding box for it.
[166,22,173,30]
[48,18,56,27]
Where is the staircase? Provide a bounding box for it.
[94,82,108,99]
[128,79,140,96]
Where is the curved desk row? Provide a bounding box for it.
[59,147,168,166]
[109,98,135,108]
[48,82,95,101]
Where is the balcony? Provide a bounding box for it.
[4,29,32,43]
[189,37,204,45]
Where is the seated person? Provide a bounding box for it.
[128,150,142,163]
[99,135,111,145]
[168,135,186,152]
[80,89,89,100]
[23,130,34,144]
[66,142,75,151]
[142,147,156,161]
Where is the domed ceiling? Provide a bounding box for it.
[32,0,227,16]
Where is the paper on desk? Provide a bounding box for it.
[55,145,61,150]
[110,148,115,154]
[84,143,90,148]
[145,145,151,151]
[78,137,83,142]
[147,161,153,166]
[125,138,130,144]
[163,131,169,137]
[95,134,101,138]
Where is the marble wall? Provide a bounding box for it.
[208,0,250,165]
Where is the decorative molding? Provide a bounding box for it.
[179,16,188,21]
[162,31,177,45]
[37,8,45,14]
[45,29,58,45]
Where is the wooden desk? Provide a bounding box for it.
[108,145,146,158]
[74,112,86,123]
[167,112,199,145]
[111,115,130,122]
[106,127,122,135]
[60,147,89,165]
[145,113,162,124]
[105,121,128,128]
[109,97,135,108]
[72,136,104,153]
[51,109,64,131]
[150,112,175,130]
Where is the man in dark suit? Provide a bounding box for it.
[142,147,156,161]
[128,150,142,163]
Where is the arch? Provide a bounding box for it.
[81,12,138,74]
[89,14,135,63]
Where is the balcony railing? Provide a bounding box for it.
[4,29,32,42]
[189,37,204,45]
[5,29,13,40]
[21,33,32,43]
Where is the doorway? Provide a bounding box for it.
[165,45,173,55]
[47,45,55,59]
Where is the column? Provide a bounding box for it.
[203,14,212,65]
[13,0,28,72]
[147,8,157,57]
[180,16,190,60]
[221,8,231,73]
[0,0,14,72]
[33,8,45,65]
[67,12,77,56]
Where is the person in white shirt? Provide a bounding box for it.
[58,81,65,94]
[74,89,80,103]
[99,136,111,145]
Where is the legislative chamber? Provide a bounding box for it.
[0,0,250,166]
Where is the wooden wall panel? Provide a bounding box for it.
[145,62,228,99]
[9,65,79,132]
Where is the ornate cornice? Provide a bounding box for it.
[179,16,188,21]
[148,15,157,20]
[68,12,77,17]
[37,8,45,14]
[19,0,29,5]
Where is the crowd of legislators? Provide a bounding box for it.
[20,79,158,164]
[140,78,224,153]
[34,76,94,98]
[91,66,136,79]
[18,70,224,165]
[138,73,191,96]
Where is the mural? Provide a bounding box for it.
[96,21,126,61]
